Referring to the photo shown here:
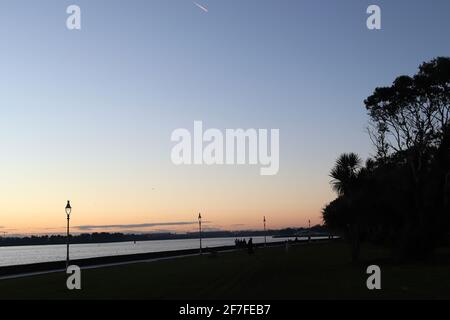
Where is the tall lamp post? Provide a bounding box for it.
[65,200,72,268]
[308,219,311,243]
[198,213,202,254]
[263,216,267,247]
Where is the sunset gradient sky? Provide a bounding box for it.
[1,0,450,235]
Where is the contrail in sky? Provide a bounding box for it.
[193,1,208,13]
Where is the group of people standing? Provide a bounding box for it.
[235,238,254,254]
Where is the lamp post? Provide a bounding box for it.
[198,213,202,254]
[263,216,267,247]
[308,219,311,243]
[65,200,72,268]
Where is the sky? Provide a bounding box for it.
[0,0,449,235]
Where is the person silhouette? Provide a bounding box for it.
[247,238,254,255]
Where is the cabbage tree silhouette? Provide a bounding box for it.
[328,153,362,262]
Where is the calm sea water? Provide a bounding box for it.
[0,236,322,267]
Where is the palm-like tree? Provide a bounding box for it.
[329,153,363,262]
[330,153,362,196]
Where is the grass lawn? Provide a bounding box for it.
[0,242,449,300]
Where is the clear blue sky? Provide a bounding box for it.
[1,0,449,234]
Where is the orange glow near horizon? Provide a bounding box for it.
[0,165,334,235]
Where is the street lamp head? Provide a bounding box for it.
[198,213,202,220]
[65,200,72,216]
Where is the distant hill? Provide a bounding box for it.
[0,226,332,247]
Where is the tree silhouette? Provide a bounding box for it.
[365,57,450,258]
[328,153,363,262]
[323,57,450,261]
[330,153,362,196]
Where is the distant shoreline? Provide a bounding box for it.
[0,227,332,248]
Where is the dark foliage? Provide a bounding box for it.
[323,57,450,261]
